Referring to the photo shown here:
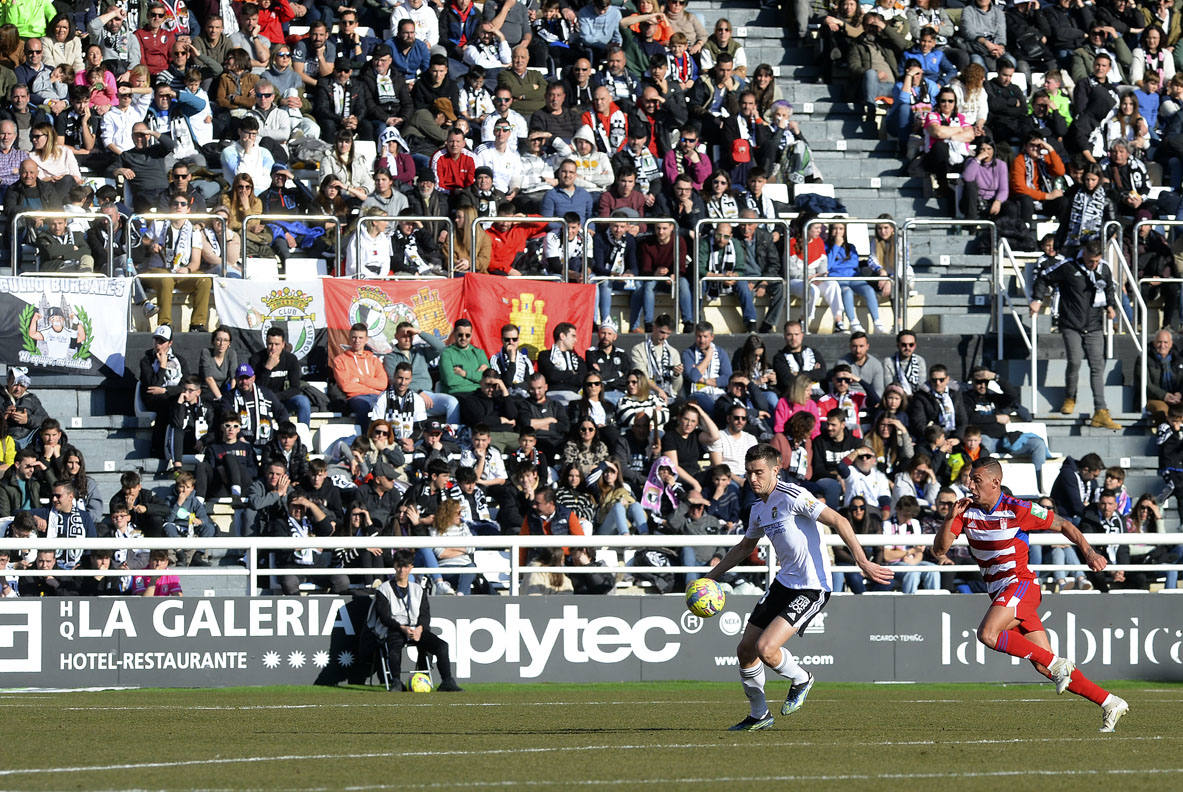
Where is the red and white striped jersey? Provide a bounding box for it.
[948,494,1055,596]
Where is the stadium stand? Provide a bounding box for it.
[1,0,1180,600]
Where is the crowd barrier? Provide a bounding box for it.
[2,533,1178,598]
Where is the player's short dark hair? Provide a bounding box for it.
[744,443,781,469]
[971,456,1003,478]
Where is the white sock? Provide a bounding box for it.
[771,648,811,685]
[740,662,768,718]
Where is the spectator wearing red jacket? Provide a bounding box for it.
[431,128,476,195]
[332,322,389,430]
[485,202,549,275]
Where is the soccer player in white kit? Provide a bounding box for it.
[705,444,893,731]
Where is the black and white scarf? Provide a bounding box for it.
[228,387,276,444]
[492,349,532,390]
[706,193,739,219]
[549,346,579,371]
[47,508,88,570]
[781,348,819,376]
[382,387,418,439]
[646,339,675,391]
[889,354,922,395]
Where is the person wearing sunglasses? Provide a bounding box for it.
[439,318,490,396]
[127,2,177,76]
[883,330,927,396]
[815,363,866,439]
[908,363,967,438]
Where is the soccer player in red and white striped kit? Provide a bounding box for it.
[934,457,1129,732]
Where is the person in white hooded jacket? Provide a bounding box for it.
[551,124,614,192]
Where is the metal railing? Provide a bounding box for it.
[996,237,1038,417]
[2,533,1179,597]
[129,212,228,278]
[692,217,792,331]
[582,216,684,330]
[802,217,901,334]
[901,218,996,353]
[353,215,455,279]
[1105,235,1146,368]
[471,215,568,281]
[1133,219,1183,412]
[243,213,340,276]
[10,211,115,277]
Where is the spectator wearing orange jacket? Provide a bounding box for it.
[1008,132,1067,224]
[519,486,584,565]
[332,322,388,430]
[484,201,550,274]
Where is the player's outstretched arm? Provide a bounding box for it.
[1051,513,1108,572]
[704,534,759,582]
[819,506,894,585]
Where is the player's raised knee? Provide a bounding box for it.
[976,625,999,649]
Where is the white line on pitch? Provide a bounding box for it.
[0,736,1171,778]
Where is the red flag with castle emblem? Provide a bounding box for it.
[322,279,467,357]
[460,273,596,360]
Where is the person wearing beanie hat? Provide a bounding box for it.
[359,43,413,138]
[3,368,49,445]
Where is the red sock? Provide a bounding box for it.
[1066,670,1109,705]
[994,630,1055,666]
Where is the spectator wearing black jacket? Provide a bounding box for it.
[109,470,170,538]
[220,364,291,449]
[983,62,1028,144]
[962,366,1050,492]
[1037,0,1093,61]
[507,373,570,458]
[1050,453,1103,526]
[2,368,49,446]
[1144,329,1183,421]
[1030,238,1119,429]
[312,59,374,142]
[167,375,215,471]
[811,409,863,482]
[360,46,414,134]
[908,364,968,438]
[249,325,310,426]
[536,322,586,405]
[141,325,190,457]
[567,545,615,594]
[773,320,826,384]
[263,490,333,595]
[261,422,311,484]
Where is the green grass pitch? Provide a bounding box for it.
[1,681,1179,791]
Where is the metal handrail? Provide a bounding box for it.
[901,218,997,354]
[4,533,1179,596]
[692,217,792,330]
[471,215,567,281]
[1105,236,1145,356]
[128,212,228,278]
[582,216,684,329]
[10,211,115,277]
[802,217,901,334]
[996,237,1037,417]
[1133,219,1183,412]
[242,213,341,276]
[353,215,456,279]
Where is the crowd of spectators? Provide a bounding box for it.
[1,0,827,335]
[817,0,1183,253]
[1,0,1180,600]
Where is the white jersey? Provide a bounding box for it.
[744,480,830,591]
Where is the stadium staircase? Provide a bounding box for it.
[20,0,1168,595]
